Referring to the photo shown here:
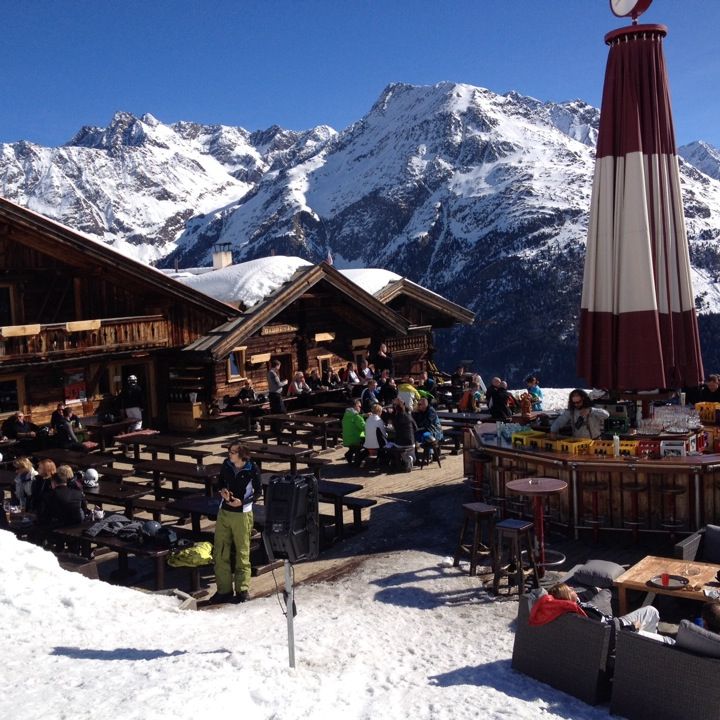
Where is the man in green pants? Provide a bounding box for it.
[212,442,262,604]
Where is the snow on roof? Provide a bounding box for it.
[339,267,401,295]
[175,255,312,306]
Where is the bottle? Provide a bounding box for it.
[612,433,620,458]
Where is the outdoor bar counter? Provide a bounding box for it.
[472,423,720,539]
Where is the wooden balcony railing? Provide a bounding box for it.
[0,315,170,360]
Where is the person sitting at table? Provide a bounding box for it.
[389,398,418,448]
[413,397,444,446]
[321,366,341,389]
[27,458,57,513]
[531,583,675,645]
[13,457,37,511]
[378,375,398,406]
[484,377,511,420]
[362,403,388,465]
[53,406,85,452]
[237,379,257,403]
[458,382,481,413]
[213,442,262,604]
[358,359,374,383]
[550,389,610,440]
[360,379,379,414]
[419,371,436,396]
[343,362,361,387]
[525,375,543,411]
[306,368,324,392]
[342,399,366,465]
[4,411,40,452]
[397,377,421,412]
[287,371,312,396]
[37,465,87,527]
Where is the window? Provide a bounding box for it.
[0,375,23,415]
[226,346,247,382]
[0,286,14,326]
[316,354,333,373]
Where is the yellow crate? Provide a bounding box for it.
[695,402,720,423]
[511,430,546,448]
[541,438,564,453]
[619,440,638,457]
[592,440,614,456]
[559,438,594,455]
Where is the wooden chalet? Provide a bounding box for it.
[370,276,475,376]
[0,197,238,427]
[175,263,410,427]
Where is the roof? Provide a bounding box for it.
[184,262,409,359]
[0,196,238,322]
[374,278,475,325]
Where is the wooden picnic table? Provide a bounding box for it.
[614,554,720,615]
[39,448,120,469]
[260,413,340,449]
[52,523,171,590]
[117,433,195,462]
[165,495,268,535]
[243,441,317,475]
[437,410,492,424]
[79,416,138,451]
[133,459,222,499]
[316,479,364,540]
[84,478,154,516]
[312,401,351,416]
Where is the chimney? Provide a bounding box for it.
[212,242,233,269]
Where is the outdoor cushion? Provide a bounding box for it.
[572,559,625,589]
[675,619,720,659]
[703,524,720,563]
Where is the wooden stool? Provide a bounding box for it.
[579,475,609,544]
[492,518,540,596]
[658,477,687,540]
[453,502,498,576]
[418,439,442,469]
[621,478,647,543]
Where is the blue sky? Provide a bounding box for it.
[1,0,718,148]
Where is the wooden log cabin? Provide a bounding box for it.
[0,197,238,428]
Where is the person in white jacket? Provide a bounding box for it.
[363,404,388,452]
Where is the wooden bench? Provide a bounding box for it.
[173,446,218,466]
[341,496,378,531]
[440,428,464,455]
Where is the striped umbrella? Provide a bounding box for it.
[577,23,704,391]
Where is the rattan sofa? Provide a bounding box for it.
[609,628,720,719]
[511,594,613,705]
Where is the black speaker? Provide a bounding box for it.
[263,474,319,563]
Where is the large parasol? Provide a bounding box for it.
[577,18,704,391]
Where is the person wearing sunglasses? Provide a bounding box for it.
[549,389,609,440]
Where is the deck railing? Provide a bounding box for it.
[0,315,170,360]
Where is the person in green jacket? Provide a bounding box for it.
[342,399,366,465]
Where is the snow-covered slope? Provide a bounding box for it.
[2,83,720,383]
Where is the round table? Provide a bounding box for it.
[505,477,568,569]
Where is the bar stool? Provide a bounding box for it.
[452,502,498,576]
[578,473,609,544]
[418,439,442,469]
[621,473,647,543]
[492,518,540,596]
[658,476,687,540]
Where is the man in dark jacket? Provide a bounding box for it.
[38,472,86,527]
[413,397,443,443]
[54,406,85,451]
[213,442,262,604]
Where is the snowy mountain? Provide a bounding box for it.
[2,83,720,383]
[680,140,720,181]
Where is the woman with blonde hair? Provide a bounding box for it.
[13,457,37,510]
